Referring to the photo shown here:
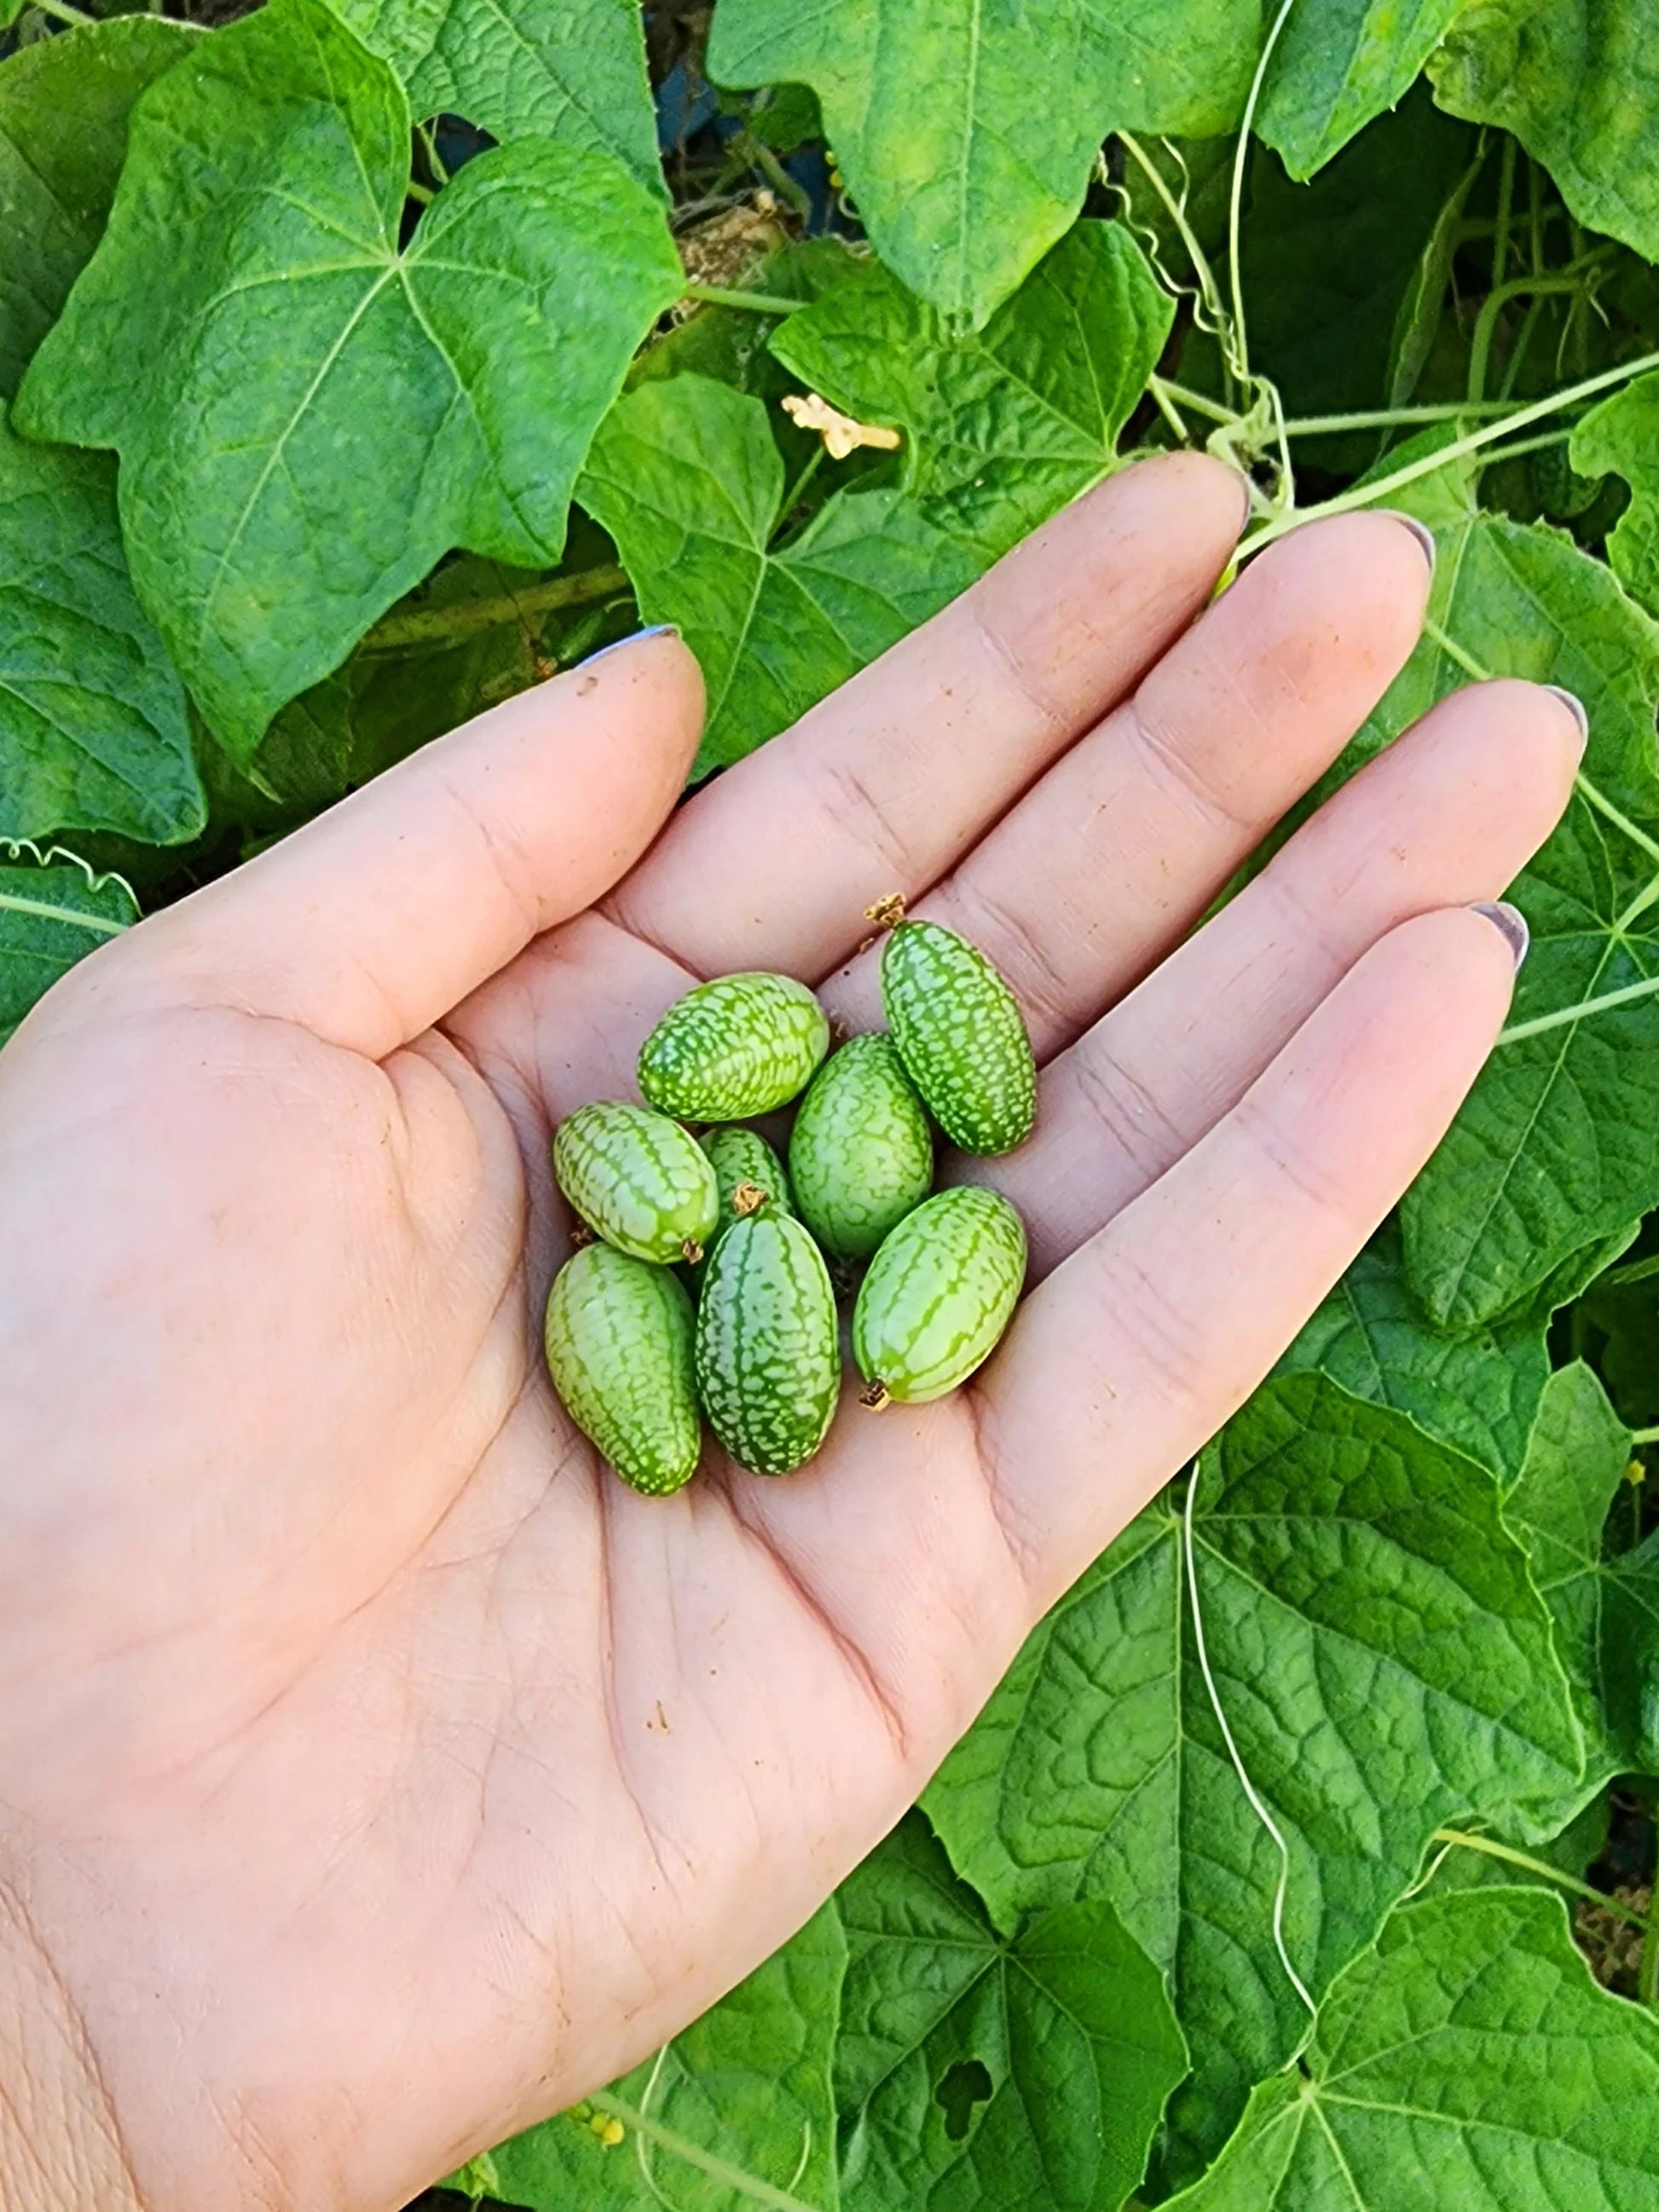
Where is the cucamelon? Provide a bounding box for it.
[639,972,830,1120]
[852,1185,1026,1405]
[552,1099,718,1264]
[695,1212,840,1475]
[789,1033,933,1262]
[544,1244,701,1494]
[879,917,1037,1155]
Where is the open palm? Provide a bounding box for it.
[0,454,1582,2212]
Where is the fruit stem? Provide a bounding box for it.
[863,892,906,932]
[859,1382,891,1411]
[731,1182,768,1217]
[681,1239,704,1264]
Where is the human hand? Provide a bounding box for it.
[0,453,1582,2211]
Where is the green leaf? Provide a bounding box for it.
[1164,1886,1659,2211]
[0,845,136,1046]
[480,1903,844,2210]
[706,0,1257,330]
[0,407,200,846]
[1382,514,1659,1327]
[1432,0,1659,269]
[769,220,1173,560]
[578,376,980,778]
[1505,1361,1635,1759]
[1573,367,1659,618]
[1274,1219,1548,1481]
[16,0,680,757]
[324,0,663,195]
[1256,0,1465,178]
[0,15,199,401]
[835,1814,1186,2212]
[926,1373,1581,2184]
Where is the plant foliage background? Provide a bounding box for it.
[6,0,1659,2204]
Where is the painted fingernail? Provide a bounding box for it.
[579,623,679,667]
[1471,900,1529,971]
[1543,684,1590,755]
[1379,510,1438,578]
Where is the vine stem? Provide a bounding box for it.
[1238,346,1659,557]
[587,2092,824,2212]
[1467,254,1616,407]
[1432,1828,1659,1953]
[1148,376,1237,426]
[26,0,94,23]
[359,562,628,651]
[1632,1425,1659,1446]
[1182,1478,1318,2024]
[1227,0,1298,390]
[1283,398,1541,436]
[682,281,802,316]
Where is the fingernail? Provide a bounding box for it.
[1379,510,1438,578]
[1228,464,1255,532]
[1471,900,1529,970]
[1543,684,1590,756]
[579,623,679,668]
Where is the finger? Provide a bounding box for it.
[975,905,1520,1603]
[96,634,705,1060]
[610,452,1250,978]
[974,677,1581,1273]
[824,509,1435,1046]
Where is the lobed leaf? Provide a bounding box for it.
[1508,1362,1659,1776]
[1380,512,1659,1326]
[0,409,200,847]
[707,0,1257,331]
[926,1373,1581,2183]
[16,0,680,756]
[325,0,663,195]
[1275,1219,1548,1483]
[1165,1886,1659,2211]
[1573,368,1659,619]
[0,846,136,1048]
[0,14,199,401]
[1432,0,1659,269]
[769,220,1172,560]
[1256,0,1465,179]
[835,1814,1186,2212]
[579,375,980,778]
[479,1902,845,2209]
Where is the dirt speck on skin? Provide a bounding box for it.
[577,673,598,696]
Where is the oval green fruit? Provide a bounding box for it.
[789,1034,934,1262]
[552,1100,719,1264]
[695,1212,841,1476]
[881,919,1037,1155]
[702,1123,794,1233]
[853,1186,1026,1405]
[685,1126,795,1291]
[544,1243,701,1495]
[639,973,830,1120]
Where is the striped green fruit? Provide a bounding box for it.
[881,919,1037,1155]
[853,1186,1026,1406]
[544,1244,701,1495]
[695,1212,841,1476]
[685,1127,795,1291]
[789,1034,934,1262]
[552,1100,719,1264]
[639,972,830,1120]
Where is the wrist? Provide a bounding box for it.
[0,1877,144,2212]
